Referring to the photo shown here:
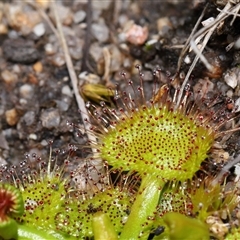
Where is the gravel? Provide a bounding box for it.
[0,0,240,170]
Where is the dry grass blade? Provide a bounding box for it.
[176,1,240,108]
[50,1,97,153]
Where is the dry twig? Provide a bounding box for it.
[51,1,97,152]
[176,1,240,108]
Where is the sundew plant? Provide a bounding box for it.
[1,1,240,240]
[1,68,240,239]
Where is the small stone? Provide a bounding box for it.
[28,73,38,84]
[108,45,123,72]
[184,55,191,64]
[226,89,233,98]
[19,84,34,99]
[41,139,48,146]
[157,17,173,36]
[62,85,73,97]
[224,67,240,89]
[51,54,65,67]
[28,133,37,140]
[89,42,103,63]
[235,97,240,112]
[55,98,71,112]
[36,0,50,9]
[73,10,86,23]
[6,5,41,35]
[19,98,28,106]
[69,47,82,60]
[78,72,101,84]
[234,36,240,50]
[0,156,7,166]
[44,43,56,55]
[1,70,18,84]
[118,14,129,28]
[91,19,109,43]
[50,5,73,26]
[5,108,19,126]
[22,111,36,126]
[92,0,112,10]
[124,21,148,45]
[33,22,45,37]
[2,38,40,64]
[0,133,9,150]
[40,108,61,129]
[0,23,8,34]
[8,29,19,39]
[33,61,43,73]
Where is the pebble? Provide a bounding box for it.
[40,139,48,146]
[19,98,28,106]
[62,85,73,97]
[28,133,37,140]
[5,108,19,126]
[6,5,41,35]
[69,47,82,60]
[22,111,36,126]
[108,45,123,72]
[1,69,18,84]
[33,22,45,38]
[73,10,86,23]
[124,21,148,45]
[224,67,240,89]
[91,19,109,43]
[40,108,61,129]
[89,42,103,63]
[19,84,34,99]
[92,0,112,10]
[157,17,173,36]
[55,98,71,112]
[51,54,66,67]
[44,43,57,55]
[0,23,8,34]
[226,89,233,98]
[50,4,73,26]
[118,14,129,28]
[0,133,9,150]
[8,30,18,39]
[234,36,240,49]
[2,38,40,64]
[36,0,50,9]
[235,97,240,112]
[33,61,43,73]
[0,156,7,166]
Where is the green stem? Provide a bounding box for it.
[18,224,76,240]
[92,212,118,240]
[120,175,164,240]
[0,218,18,240]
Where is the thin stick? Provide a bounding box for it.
[51,1,97,152]
[176,2,240,108]
[174,3,209,79]
[211,154,240,187]
[26,2,60,40]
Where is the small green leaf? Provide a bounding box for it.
[163,212,210,240]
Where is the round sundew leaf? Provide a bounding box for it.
[0,183,24,220]
[18,174,67,232]
[157,183,193,216]
[55,187,134,239]
[99,105,215,181]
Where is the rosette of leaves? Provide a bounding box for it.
[87,71,238,239]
